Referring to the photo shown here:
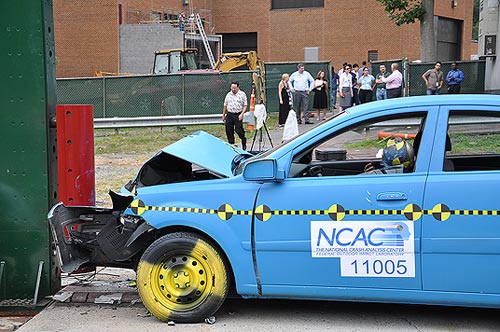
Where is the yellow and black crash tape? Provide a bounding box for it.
[129,200,499,223]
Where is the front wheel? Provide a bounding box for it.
[136,232,229,323]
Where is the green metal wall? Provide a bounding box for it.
[0,0,59,305]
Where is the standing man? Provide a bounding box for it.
[222,81,247,150]
[422,61,444,95]
[378,63,403,99]
[375,64,388,100]
[330,66,339,110]
[446,62,464,94]
[289,63,314,124]
[351,63,360,106]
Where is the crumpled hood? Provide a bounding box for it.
[158,130,247,178]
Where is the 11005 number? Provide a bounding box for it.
[350,259,408,276]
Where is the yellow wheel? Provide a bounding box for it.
[136,232,229,323]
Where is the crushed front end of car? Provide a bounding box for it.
[48,191,154,273]
[48,131,252,273]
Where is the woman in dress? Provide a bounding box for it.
[277,73,291,128]
[313,71,328,120]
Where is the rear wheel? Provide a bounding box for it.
[136,232,229,323]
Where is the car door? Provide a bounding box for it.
[254,109,437,297]
[422,108,500,295]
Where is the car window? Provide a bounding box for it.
[445,111,500,172]
[289,113,427,178]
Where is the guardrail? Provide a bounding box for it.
[94,114,500,130]
[94,114,223,129]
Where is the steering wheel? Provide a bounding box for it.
[307,165,324,177]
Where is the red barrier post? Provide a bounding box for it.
[56,105,95,206]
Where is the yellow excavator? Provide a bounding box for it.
[152,49,266,103]
[214,51,266,104]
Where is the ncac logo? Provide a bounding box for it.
[316,223,411,247]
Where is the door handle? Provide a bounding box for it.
[376,192,408,201]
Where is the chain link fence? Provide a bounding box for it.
[57,71,256,118]
[56,60,485,119]
[264,62,331,114]
[371,59,485,97]
[407,61,485,95]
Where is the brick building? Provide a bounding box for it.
[53,0,474,77]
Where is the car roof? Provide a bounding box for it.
[348,94,500,115]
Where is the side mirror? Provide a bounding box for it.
[243,159,285,183]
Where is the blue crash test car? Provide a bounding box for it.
[49,95,500,323]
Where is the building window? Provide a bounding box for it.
[368,50,379,62]
[151,11,162,22]
[222,32,257,53]
[272,0,324,10]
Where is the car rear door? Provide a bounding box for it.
[422,107,500,295]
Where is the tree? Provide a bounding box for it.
[376,0,436,61]
[473,0,480,40]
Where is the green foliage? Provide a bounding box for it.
[473,0,480,40]
[376,0,426,26]
[450,133,500,155]
[345,139,386,150]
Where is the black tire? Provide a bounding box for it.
[136,232,229,323]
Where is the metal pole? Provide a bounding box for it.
[182,73,186,115]
[33,261,44,305]
[0,261,5,289]
[102,76,106,118]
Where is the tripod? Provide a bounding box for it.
[250,122,274,153]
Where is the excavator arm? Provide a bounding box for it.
[214,51,266,104]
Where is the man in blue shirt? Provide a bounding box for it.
[289,63,314,124]
[446,62,464,94]
[330,67,339,110]
[375,64,388,100]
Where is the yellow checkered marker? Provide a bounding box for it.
[255,204,272,222]
[217,204,234,221]
[403,203,423,221]
[328,204,346,221]
[431,204,451,222]
[130,199,146,215]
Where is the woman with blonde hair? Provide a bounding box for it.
[277,73,292,128]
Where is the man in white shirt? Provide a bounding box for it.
[222,81,248,150]
[289,63,314,124]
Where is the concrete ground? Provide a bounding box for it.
[13,267,500,332]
